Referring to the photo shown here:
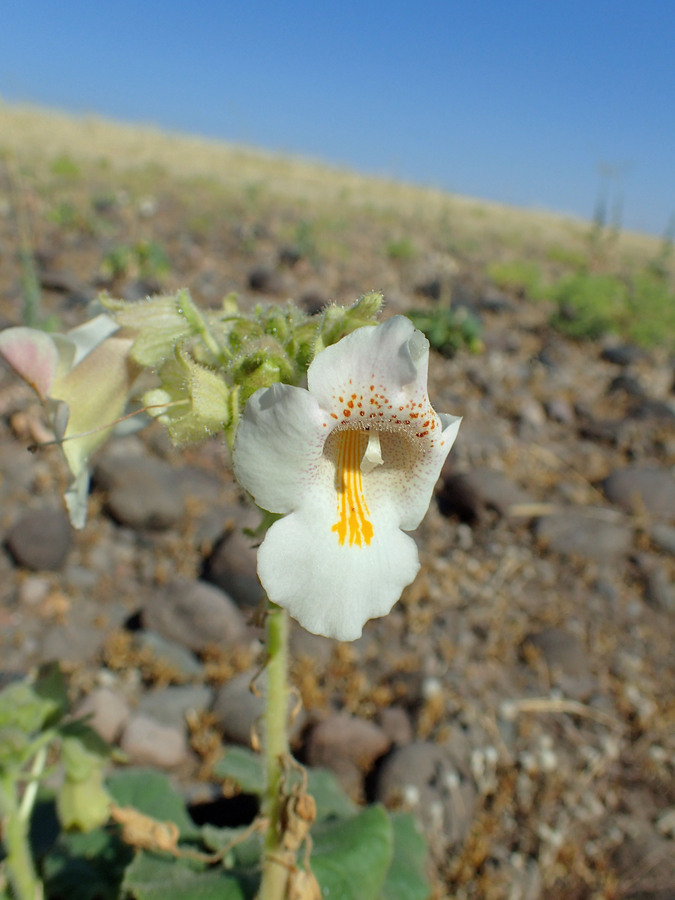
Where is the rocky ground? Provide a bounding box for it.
[0,121,674,899]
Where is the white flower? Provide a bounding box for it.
[0,316,139,528]
[233,315,461,641]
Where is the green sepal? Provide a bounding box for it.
[102,292,196,366]
[57,770,111,832]
[144,344,231,444]
[317,291,383,350]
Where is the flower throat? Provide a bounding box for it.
[331,429,374,547]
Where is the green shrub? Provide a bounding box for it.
[50,154,80,179]
[546,245,588,269]
[626,271,675,348]
[488,259,542,299]
[407,305,483,357]
[549,272,628,340]
[386,237,416,261]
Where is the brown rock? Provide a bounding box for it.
[305,713,390,795]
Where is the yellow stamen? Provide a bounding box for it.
[331,430,374,547]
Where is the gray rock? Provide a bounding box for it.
[39,268,91,305]
[211,668,303,748]
[211,669,265,747]
[544,398,575,424]
[173,466,225,505]
[289,625,334,668]
[306,712,390,770]
[119,713,189,768]
[137,684,214,730]
[611,824,675,898]
[602,465,675,522]
[521,627,595,700]
[38,618,104,666]
[300,286,328,315]
[73,687,131,743]
[374,741,476,847]
[600,343,647,366]
[203,525,263,610]
[247,265,284,294]
[650,523,675,555]
[607,373,644,398]
[94,456,184,530]
[17,575,51,607]
[143,578,247,653]
[413,272,443,301]
[438,467,535,523]
[534,508,633,561]
[517,398,547,431]
[578,418,626,446]
[634,554,675,613]
[120,278,162,303]
[5,509,72,571]
[628,398,675,422]
[477,288,512,313]
[136,631,205,679]
[375,706,414,747]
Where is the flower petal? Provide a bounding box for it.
[54,335,139,474]
[54,314,120,368]
[308,316,429,427]
[365,412,462,531]
[257,484,420,641]
[0,327,59,400]
[233,382,333,514]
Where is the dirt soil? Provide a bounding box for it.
[0,106,674,900]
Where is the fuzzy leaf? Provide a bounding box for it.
[311,805,393,900]
[122,853,245,900]
[42,827,133,900]
[380,813,430,900]
[107,769,200,839]
[0,664,68,737]
[306,768,358,823]
[212,746,263,796]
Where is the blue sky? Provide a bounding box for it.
[2,1,674,235]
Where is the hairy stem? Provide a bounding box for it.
[258,602,290,900]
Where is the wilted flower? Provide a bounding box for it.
[0,315,139,527]
[233,315,461,640]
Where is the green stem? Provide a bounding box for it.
[0,774,43,900]
[258,603,290,900]
[19,746,47,822]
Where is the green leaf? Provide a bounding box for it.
[59,721,111,781]
[212,746,264,796]
[305,768,357,823]
[311,805,393,900]
[200,824,263,869]
[107,770,200,839]
[42,827,133,900]
[380,813,430,900]
[122,852,245,900]
[0,664,68,737]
